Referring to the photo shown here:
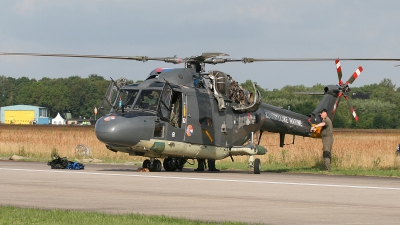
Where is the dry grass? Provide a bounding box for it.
[225,130,400,170]
[0,125,135,162]
[0,125,399,170]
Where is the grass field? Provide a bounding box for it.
[0,125,399,173]
[0,206,252,225]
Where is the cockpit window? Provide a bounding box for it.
[120,90,139,109]
[133,90,161,111]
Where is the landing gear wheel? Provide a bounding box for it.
[176,158,186,171]
[151,159,162,172]
[163,158,177,171]
[142,159,150,169]
[254,158,261,174]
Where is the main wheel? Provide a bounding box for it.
[142,159,150,169]
[254,158,261,174]
[151,159,162,172]
[163,158,171,171]
[176,158,186,171]
[163,158,177,171]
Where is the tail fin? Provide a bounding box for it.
[311,85,340,123]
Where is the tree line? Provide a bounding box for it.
[0,74,110,120]
[0,74,398,128]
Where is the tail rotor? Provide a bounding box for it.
[332,58,362,122]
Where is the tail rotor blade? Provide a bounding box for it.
[332,92,343,114]
[346,66,363,84]
[346,99,358,122]
[335,59,343,85]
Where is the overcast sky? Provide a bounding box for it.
[0,0,399,90]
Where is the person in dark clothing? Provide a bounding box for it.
[311,108,334,171]
[207,159,220,172]
[194,159,220,172]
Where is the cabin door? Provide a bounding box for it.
[157,83,184,141]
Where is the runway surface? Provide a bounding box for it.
[1,160,400,224]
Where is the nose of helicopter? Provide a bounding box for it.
[95,115,154,147]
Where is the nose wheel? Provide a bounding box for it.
[142,158,162,172]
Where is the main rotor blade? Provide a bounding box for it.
[237,57,400,63]
[294,92,325,95]
[0,52,175,62]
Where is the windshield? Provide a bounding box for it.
[98,80,120,115]
[120,90,139,109]
[133,90,161,111]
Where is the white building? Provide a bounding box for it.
[52,112,66,125]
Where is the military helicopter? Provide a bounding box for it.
[0,52,397,173]
[94,53,364,174]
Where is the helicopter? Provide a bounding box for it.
[0,52,397,174]
[94,53,363,174]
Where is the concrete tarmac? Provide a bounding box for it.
[1,160,400,224]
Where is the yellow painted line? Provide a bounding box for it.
[204,129,213,142]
